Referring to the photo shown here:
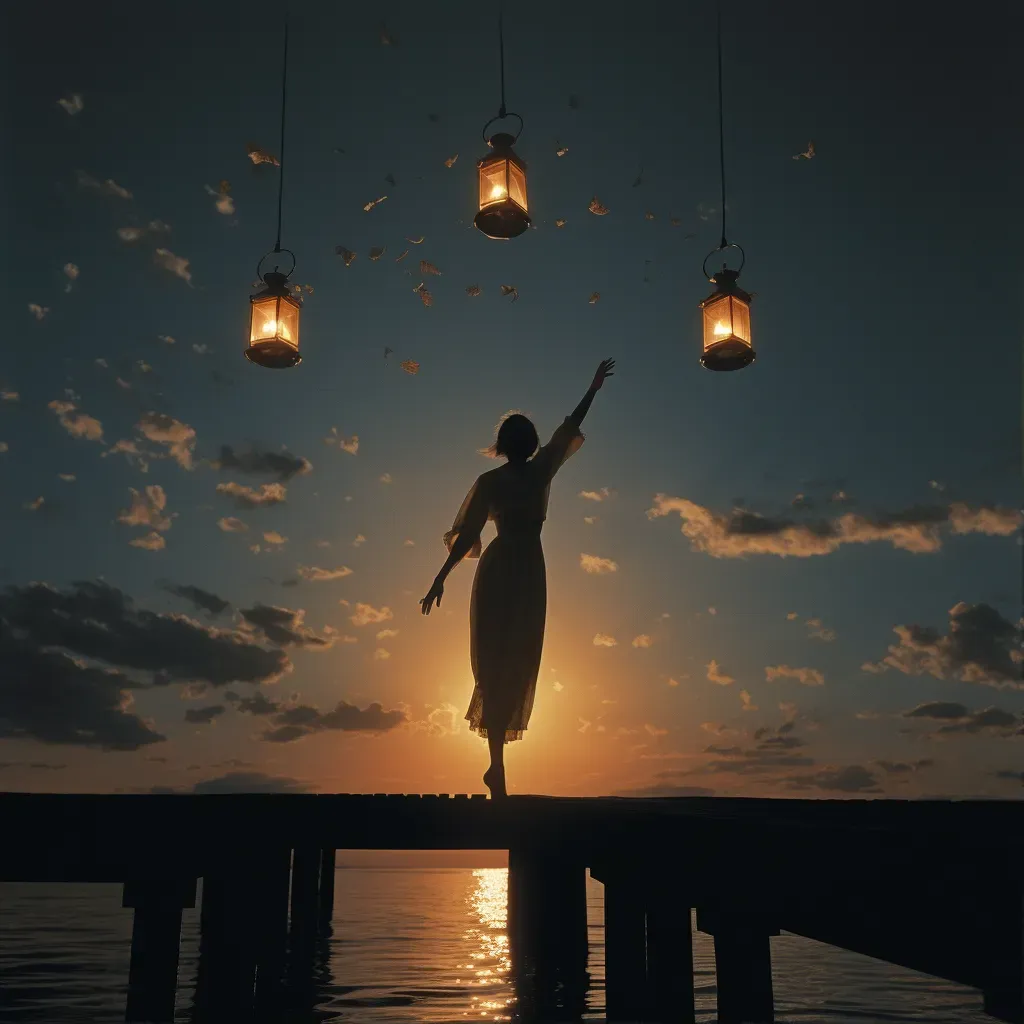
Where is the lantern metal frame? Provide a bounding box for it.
[699,243,755,372]
[246,247,302,369]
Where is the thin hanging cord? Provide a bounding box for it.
[716,0,727,250]
[274,16,290,253]
[497,11,507,117]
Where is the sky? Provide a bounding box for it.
[1,1,1021,801]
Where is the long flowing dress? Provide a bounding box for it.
[443,418,585,742]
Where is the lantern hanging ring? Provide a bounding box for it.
[256,246,296,282]
[482,110,523,145]
[702,241,745,282]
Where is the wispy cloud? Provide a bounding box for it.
[58,94,84,115]
[48,400,103,442]
[706,659,734,685]
[153,248,192,284]
[77,170,132,199]
[216,481,287,509]
[217,516,248,532]
[296,565,352,581]
[765,664,825,686]
[593,633,618,647]
[118,486,172,531]
[580,553,617,574]
[137,412,196,469]
[350,602,393,627]
[579,487,612,502]
[28,304,50,321]
[130,531,166,551]
[632,634,653,648]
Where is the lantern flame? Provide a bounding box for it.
[713,320,731,337]
[262,319,292,341]
[489,184,508,200]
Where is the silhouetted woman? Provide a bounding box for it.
[421,359,615,798]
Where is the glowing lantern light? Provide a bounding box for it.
[699,254,754,371]
[474,130,530,239]
[245,18,303,370]
[247,268,301,368]
[473,13,530,240]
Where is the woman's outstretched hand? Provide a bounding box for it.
[590,358,616,391]
[420,578,444,615]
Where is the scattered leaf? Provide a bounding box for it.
[400,360,420,375]
[413,282,433,307]
[406,236,425,244]
[394,249,409,262]
[385,172,397,186]
[500,285,519,303]
[364,195,388,212]
[335,246,357,266]
[58,93,84,116]
[555,218,567,228]
[589,292,600,304]
[793,140,816,160]
[218,179,231,194]
[419,260,441,276]
[304,284,313,294]
[246,144,280,167]
[644,211,655,221]
[369,246,386,261]
[588,197,609,216]
[466,285,482,297]
[555,141,569,157]
[444,154,458,168]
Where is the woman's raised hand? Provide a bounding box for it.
[590,358,616,391]
[420,577,444,615]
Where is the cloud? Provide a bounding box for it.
[0,634,165,751]
[184,705,226,724]
[129,531,166,551]
[260,700,408,743]
[579,487,612,502]
[192,770,310,794]
[239,604,333,648]
[296,565,352,581]
[118,486,172,531]
[77,170,133,199]
[376,628,399,640]
[740,689,758,711]
[104,439,148,471]
[262,531,287,546]
[613,783,716,798]
[137,412,196,469]
[353,534,366,547]
[632,634,653,648]
[804,617,837,642]
[116,220,171,243]
[644,723,668,736]
[58,93,84,115]
[225,690,281,716]
[593,633,618,647]
[862,602,1023,690]
[324,428,360,454]
[786,612,800,620]
[706,659,735,685]
[374,648,391,660]
[786,765,882,794]
[350,602,393,627]
[580,553,618,574]
[1,390,18,402]
[154,248,192,283]
[164,583,230,617]
[63,263,80,290]
[216,481,288,508]
[28,303,50,320]
[213,445,312,481]
[379,473,392,484]
[765,664,825,686]
[994,770,1024,783]
[0,579,288,688]
[647,495,1021,558]
[874,758,934,774]
[203,184,235,216]
[584,516,598,525]
[902,701,970,720]
[48,400,103,441]
[217,516,248,532]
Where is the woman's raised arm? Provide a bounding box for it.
[570,358,616,427]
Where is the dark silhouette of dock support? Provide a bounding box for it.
[698,908,778,1023]
[288,845,321,965]
[122,877,196,1022]
[195,871,258,1015]
[317,847,336,933]
[647,887,696,1024]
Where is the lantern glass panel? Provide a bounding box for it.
[507,160,528,211]
[250,294,300,350]
[702,293,751,353]
[479,158,510,208]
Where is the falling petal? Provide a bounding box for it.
[218,179,231,194]
[589,292,600,304]
[384,173,397,186]
[395,249,409,263]
[644,211,655,221]
[303,284,314,295]
[335,246,357,267]
[369,246,386,261]
[500,285,519,302]
[363,195,388,212]
[246,144,280,167]
[444,154,458,168]
[632,167,644,187]
[466,285,481,297]
[400,360,420,375]
[792,140,816,160]
[568,94,581,110]
[419,260,441,276]
[406,236,425,244]
[417,287,433,308]
[555,141,569,157]
[555,218,567,228]
[588,197,609,216]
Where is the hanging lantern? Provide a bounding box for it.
[475,128,530,239]
[699,253,754,372]
[473,13,530,240]
[245,19,303,369]
[247,263,301,368]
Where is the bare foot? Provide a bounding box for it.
[483,766,507,799]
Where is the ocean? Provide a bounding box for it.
[0,867,994,1022]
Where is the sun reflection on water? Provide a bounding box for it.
[457,868,514,1021]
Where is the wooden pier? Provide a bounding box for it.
[1,792,1021,1022]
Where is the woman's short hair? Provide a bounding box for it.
[480,411,539,461]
